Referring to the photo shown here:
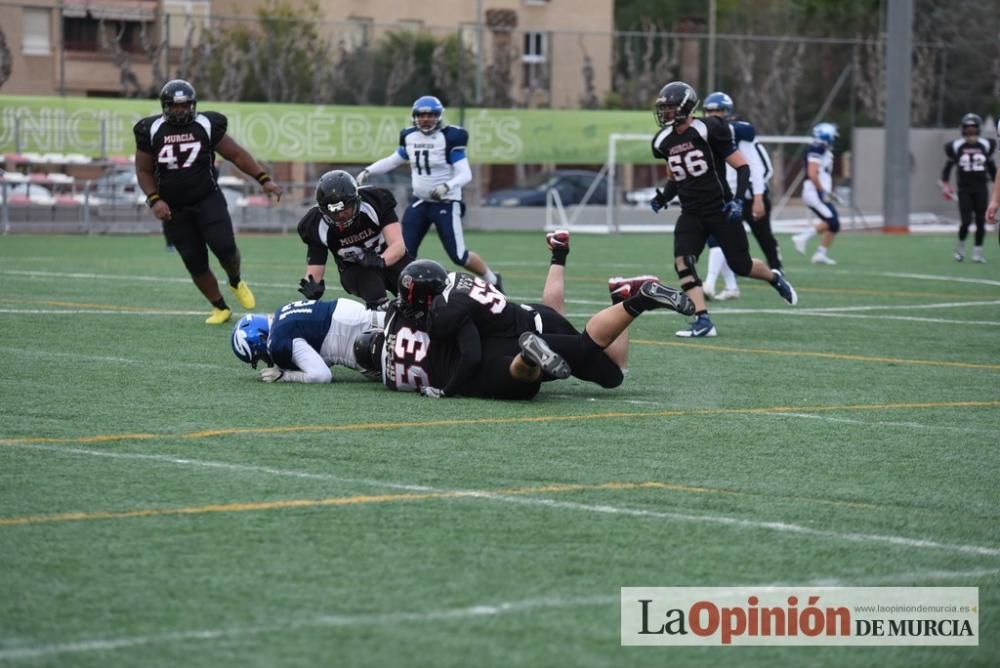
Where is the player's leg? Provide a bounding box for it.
[673,213,717,337]
[166,205,230,323]
[543,229,570,314]
[747,192,782,271]
[381,253,415,297]
[955,189,973,261]
[338,264,390,309]
[402,202,432,258]
[712,213,798,305]
[971,189,987,262]
[703,236,722,300]
[200,191,255,310]
[793,188,825,256]
[434,202,502,289]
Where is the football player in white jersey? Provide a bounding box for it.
[792,122,840,265]
[357,95,503,291]
[231,298,385,384]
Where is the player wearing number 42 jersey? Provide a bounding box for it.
[939,113,996,263]
[650,81,797,338]
[134,79,282,325]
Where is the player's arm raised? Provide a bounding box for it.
[215,135,282,201]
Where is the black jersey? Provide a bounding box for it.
[428,272,536,340]
[942,138,997,191]
[297,186,399,265]
[381,304,462,392]
[133,111,227,208]
[652,116,736,215]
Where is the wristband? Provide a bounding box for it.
[146,193,161,208]
[255,171,272,185]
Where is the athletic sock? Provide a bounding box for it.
[799,227,817,241]
[482,269,498,284]
[212,298,229,310]
[228,275,241,288]
[696,309,709,318]
[815,246,828,256]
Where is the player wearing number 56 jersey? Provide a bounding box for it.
[357,96,502,291]
[939,113,996,263]
[134,79,282,325]
[650,81,797,338]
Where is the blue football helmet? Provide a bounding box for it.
[703,91,734,118]
[231,313,271,369]
[812,122,839,146]
[412,95,444,134]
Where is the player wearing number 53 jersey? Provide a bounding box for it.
[358,96,502,290]
[134,79,282,325]
[650,81,797,338]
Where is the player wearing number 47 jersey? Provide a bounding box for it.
[358,96,502,290]
[134,79,283,325]
[649,81,797,338]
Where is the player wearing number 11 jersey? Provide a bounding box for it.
[650,81,797,338]
[134,79,282,324]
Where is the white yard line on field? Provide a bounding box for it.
[0,346,229,371]
[1,567,996,661]
[761,411,998,435]
[880,272,1000,288]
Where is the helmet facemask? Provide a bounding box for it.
[320,196,360,231]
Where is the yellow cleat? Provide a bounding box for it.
[230,280,256,309]
[205,307,232,325]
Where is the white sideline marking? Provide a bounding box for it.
[763,411,998,435]
[0,269,306,292]
[565,310,1000,327]
[0,309,207,316]
[10,443,1000,558]
[2,568,997,660]
[881,272,1000,288]
[0,346,228,371]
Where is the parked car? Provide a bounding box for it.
[624,180,668,207]
[0,183,55,206]
[484,170,608,207]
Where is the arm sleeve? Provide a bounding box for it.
[651,137,664,160]
[941,143,955,182]
[366,152,408,175]
[133,119,152,154]
[733,164,751,201]
[279,339,333,383]
[297,213,329,266]
[739,140,767,196]
[441,321,482,397]
[446,158,472,189]
[708,118,737,158]
[662,180,679,202]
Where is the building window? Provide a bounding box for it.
[63,17,145,53]
[22,8,52,55]
[342,18,372,51]
[523,0,551,5]
[521,31,549,90]
[163,1,210,48]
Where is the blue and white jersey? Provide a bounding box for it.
[266,299,376,373]
[397,125,469,201]
[802,141,834,196]
[724,120,773,199]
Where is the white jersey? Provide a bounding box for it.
[398,125,470,200]
[802,141,834,196]
[724,121,773,199]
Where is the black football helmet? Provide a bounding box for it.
[654,81,698,128]
[961,113,982,137]
[353,329,385,375]
[398,259,449,315]
[160,79,197,125]
[316,170,361,230]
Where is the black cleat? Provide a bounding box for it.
[638,281,696,316]
[492,273,504,294]
[518,332,571,379]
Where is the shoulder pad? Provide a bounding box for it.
[731,121,756,142]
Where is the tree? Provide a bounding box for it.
[0,27,12,90]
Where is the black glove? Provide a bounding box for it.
[360,252,386,270]
[650,188,669,213]
[298,275,326,300]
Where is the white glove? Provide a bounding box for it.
[356,169,370,186]
[429,184,449,201]
[260,367,284,383]
[420,386,446,398]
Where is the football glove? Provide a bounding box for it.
[429,184,449,201]
[356,169,370,186]
[420,386,446,398]
[650,188,669,214]
[360,251,386,270]
[298,275,325,300]
[260,367,284,383]
[723,198,743,224]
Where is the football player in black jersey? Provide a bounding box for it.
[939,113,997,263]
[134,79,283,325]
[296,170,413,309]
[649,81,797,338]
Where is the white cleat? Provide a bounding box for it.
[811,253,837,265]
[792,234,807,255]
[715,288,741,301]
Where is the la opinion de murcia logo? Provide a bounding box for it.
[326,202,346,213]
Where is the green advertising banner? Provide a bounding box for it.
[0,96,660,165]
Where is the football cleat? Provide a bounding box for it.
[230,280,256,309]
[638,280,697,316]
[972,249,986,263]
[492,273,504,293]
[811,253,837,265]
[609,284,631,304]
[715,288,741,301]
[518,332,571,379]
[609,275,660,296]
[546,229,570,251]
[205,307,232,325]
[770,269,798,305]
[792,233,807,255]
[675,314,718,338]
[702,286,716,301]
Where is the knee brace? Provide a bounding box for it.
[675,254,702,289]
